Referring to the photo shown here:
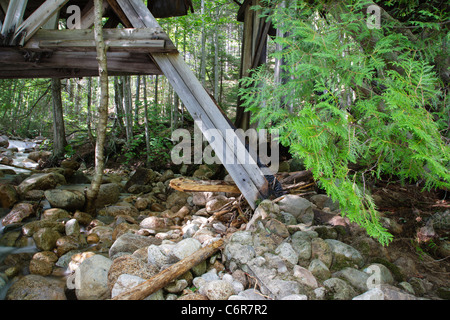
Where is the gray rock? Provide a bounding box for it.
[275,242,299,265]
[235,289,268,300]
[199,280,235,300]
[308,259,331,282]
[352,285,419,300]
[277,195,314,223]
[293,265,318,288]
[165,279,188,293]
[44,189,85,211]
[310,194,339,211]
[17,172,66,194]
[363,263,395,286]
[333,267,370,292]
[291,238,312,262]
[109,233,162,259]
[147,244,175,269]
[111,274,164,300]
[171,238,201,260]
[311,238,333,268]
[65,218,80,236]
[75,254,112,300]
[323,277,358,300]
[325,239,364,269]
[281,294,308,300]
[224,242,256,266]
[6,274,66,300]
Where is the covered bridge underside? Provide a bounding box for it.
[0,0,193,78]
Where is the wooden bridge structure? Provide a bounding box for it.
[0,0,277,209]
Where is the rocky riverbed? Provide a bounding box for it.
[0,135,449,300]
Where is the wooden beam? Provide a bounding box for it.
[23,28,176,53]
[13,0,69,45]
[79,0,109,29]
[1,0,27,44]
[0,67,155,79]
[106,0,131,27]
[111,0,269,209]
[0,49,162,75]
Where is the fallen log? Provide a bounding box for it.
[169,177,241,194]
[112,238,224,300]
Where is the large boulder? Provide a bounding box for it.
[6,274,66,300]
[1,202,35,226]
[277,195,314,224]
[44,189,85,211]
[73,254,112,300]
[95,183,121,208]
[17,172,66,194]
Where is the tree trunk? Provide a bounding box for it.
[51,78,67,158]
[85,0,109,214]
[113,76,125,133]
[123,75,133,148]
[143,76,151,166]
[86,77,95,144]
[214,6,220,101]
[199,0,206,86]
[134,75,140,126]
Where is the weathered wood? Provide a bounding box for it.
[112,238,224,300]
[79,0,109,29]
[1,0,27,44]
[14,0,69,45]
[169,177,241,194]
[23,28,176,53]
[0,67,153,79]
[0,49,162,77]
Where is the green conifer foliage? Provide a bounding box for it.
[239,0,450,245]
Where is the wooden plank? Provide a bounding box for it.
[0,49,162,74]
[13,0,69,45]
[24,28,176,51]
[38,38,166,52]
[112,0,269,209]
[0,67,152,79]
[106,0,131,27]
[1,0,27,44]
[79,0,109,29]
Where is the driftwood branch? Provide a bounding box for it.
[169,177,241,194]
[112,238,224,300]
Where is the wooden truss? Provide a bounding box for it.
[0,0,272,209]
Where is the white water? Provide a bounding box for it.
[0,140,39,174]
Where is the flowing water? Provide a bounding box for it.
[1,140,40,299]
